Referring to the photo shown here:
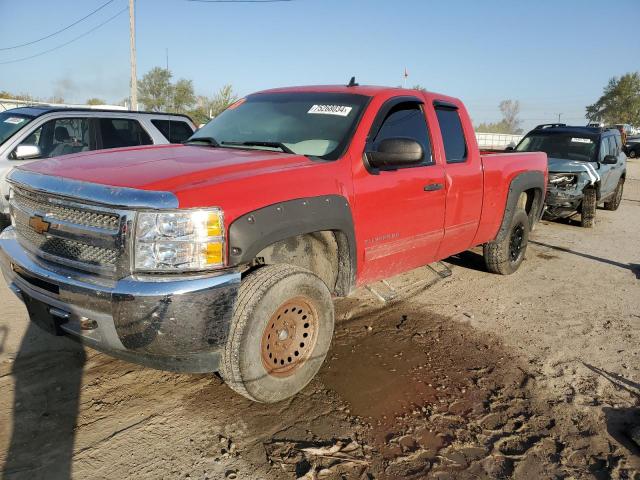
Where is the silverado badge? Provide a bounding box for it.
[28,215,50,235]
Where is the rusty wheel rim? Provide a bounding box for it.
[261,296,318,378]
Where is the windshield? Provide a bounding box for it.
[0,112,35,146]
[188,92,370,160]
[516,132,598,162]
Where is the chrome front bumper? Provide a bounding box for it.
[0,227,240,373]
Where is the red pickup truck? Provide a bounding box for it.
[0,84,547,402]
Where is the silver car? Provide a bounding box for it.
[0,107,195,227]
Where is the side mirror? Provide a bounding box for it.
[367,137,424,169]
[14,144,42,160]
[504,146,515,152]
[602,154,617,165]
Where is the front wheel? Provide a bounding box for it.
[629,149,637,159]
[603,179,624,211]
[580,188,597,228]
[483,209,530,275]
[220,264,334,403]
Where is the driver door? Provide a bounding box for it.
[352,98,446,284]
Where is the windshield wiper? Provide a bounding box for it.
[184,136,220,147]
[221,141,295,154]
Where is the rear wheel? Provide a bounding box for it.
[483,209,530,275]
[580,188,597,228]
[220,264,334,403]
[603,178,624,211]
[629,149,637,159]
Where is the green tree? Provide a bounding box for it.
[86,97,106,105]
[586,72,640,125]
[138,67,196,113]
[476,99,523,134]
[412,84,427,92]
[172,78,196,114]
[138,67,173,111]
[190,84,239,125]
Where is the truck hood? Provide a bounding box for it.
[18,144,321,193]
[547,157,601,182]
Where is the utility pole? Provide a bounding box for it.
[557,113,562,123]
[129,0,138,111]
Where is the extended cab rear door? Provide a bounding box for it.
[352,96,446,284]
[431,100,484,259]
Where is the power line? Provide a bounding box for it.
[187,0,293,3]
[0,0,118,51]
[0,7,128,65]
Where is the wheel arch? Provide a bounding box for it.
[495,171,545,241]
[227,195,356,296]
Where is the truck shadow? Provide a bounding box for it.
[582,363,640,457]
[444,250,487,272]
[2,321,85,480]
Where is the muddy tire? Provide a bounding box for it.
[580,188,597,228]
[603,179,624,211]
[0,214,10,232]
[483,209,530,275]
[219,264,334,403]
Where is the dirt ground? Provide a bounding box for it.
[1,161,639,480]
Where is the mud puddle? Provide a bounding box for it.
[318,300,637,479]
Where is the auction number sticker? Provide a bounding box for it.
[308,105,353,117]
[3,117,25,125]
[571,137,592,143]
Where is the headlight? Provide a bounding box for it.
[134,209,224,272]
[548,173,578,188]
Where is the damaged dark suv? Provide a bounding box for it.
[515,124,626,227]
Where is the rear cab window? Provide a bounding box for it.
[151,119,195,143]
[434,105,467,163]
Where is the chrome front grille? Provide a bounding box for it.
[13,190,120,231]
[10,184,126,276]
[15,222,119,267]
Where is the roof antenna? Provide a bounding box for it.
[347,76,358,87]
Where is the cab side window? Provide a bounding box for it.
[608,136,619,156]
[99,118,152,149]
[435,106,467,163]
[373,104,433,165]
[16,117,93,159]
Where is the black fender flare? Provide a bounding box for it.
[227,195,356,295]
[495,171,545,241]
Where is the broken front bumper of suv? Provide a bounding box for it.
[0,227,240,373]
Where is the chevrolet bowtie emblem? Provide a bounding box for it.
[28,215,51,235]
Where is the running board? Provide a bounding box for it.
[366,261,452,304]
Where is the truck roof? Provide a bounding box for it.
[255,84,454,100]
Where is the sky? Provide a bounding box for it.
[1,0,639,131]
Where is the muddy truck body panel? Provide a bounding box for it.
[0,85,547,400]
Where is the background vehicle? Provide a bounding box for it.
[516,123,626,227]
[624,136,640,158]
[0,107,195,227]
[0,85,547,403]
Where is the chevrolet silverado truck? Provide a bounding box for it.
[0,84,547,403]
[515,124,626,227]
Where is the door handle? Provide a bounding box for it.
[424,183,444,192]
